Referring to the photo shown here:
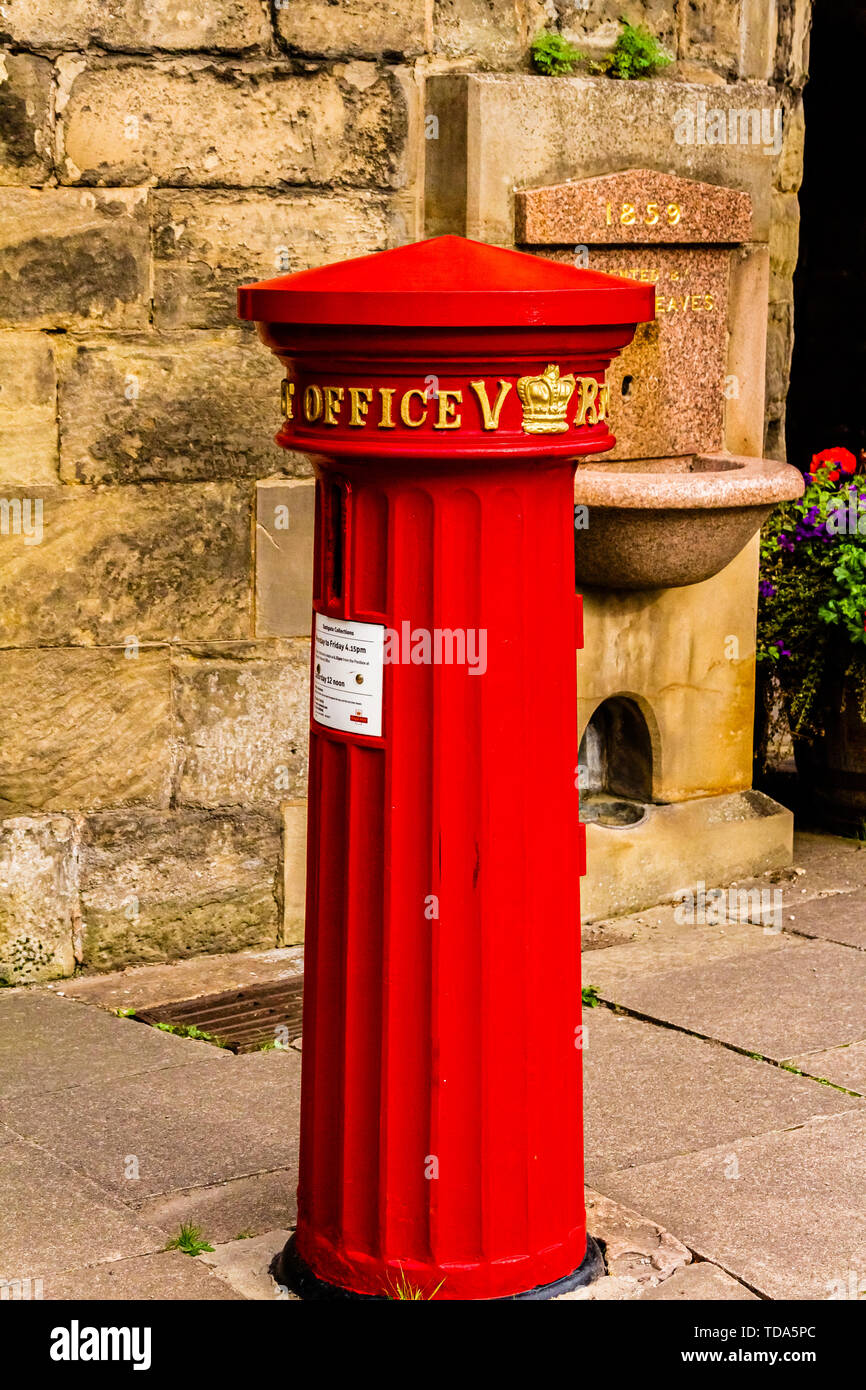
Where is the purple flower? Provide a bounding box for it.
[777,532,795,553]
[759,580,777,598]
[773,639,791,658]
[791,503,837,545]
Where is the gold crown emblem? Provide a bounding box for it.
[516,363,576,434]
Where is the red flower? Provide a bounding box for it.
[810,447,857,475]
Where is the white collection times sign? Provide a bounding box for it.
[312,612,385,738]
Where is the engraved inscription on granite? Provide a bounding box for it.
[515,169,752,246]
[515,170,754,461]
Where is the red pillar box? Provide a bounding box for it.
[239,237,653,1301]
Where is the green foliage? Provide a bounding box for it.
[531,20,670,81]
[530,31,587,75]
[818,547,866,644]
[778,1060,860,1096]
[596,19,673,79]
[164,1224,214,1257]
[383,1268,445,1300]
[152,1020,228,1047]
[757,448,866,739]
[581,984,601,1008]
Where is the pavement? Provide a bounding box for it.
[1,829,865,1302]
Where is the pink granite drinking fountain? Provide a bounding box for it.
[573,451,803,591]
[516,169,804,919]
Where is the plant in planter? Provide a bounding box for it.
[757,445,866,832]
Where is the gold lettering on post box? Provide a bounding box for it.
[348,387,373,427]
[574,377,600,428]
[286,374,611,435]
[378,387,396,429]
[401,389,428,428]
[433,389,463,430]
[469,379,512,430]
[303,384,323,422]
[323,386,345,426]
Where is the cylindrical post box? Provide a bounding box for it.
[239,237,653,1300]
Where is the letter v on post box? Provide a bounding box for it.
[239,235,653,1301]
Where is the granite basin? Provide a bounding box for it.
[573,451,805,590]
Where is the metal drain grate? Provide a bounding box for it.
[135,976,304,1053]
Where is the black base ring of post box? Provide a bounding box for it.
[272,1232,605,1301]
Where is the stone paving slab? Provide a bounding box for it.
[777,891,866,950]
[0,991,229,1101]
[201,1229,294,1301]
[756,832,866,903]
[43,1250,243,1300]
[740,886,859,929]
[596,939,866,1062]
[0,1136,166,1282]
[6,827,865,1304]
[135,1168,297,1243]
[585,833,866,950]
[596,1110,866,1301]
[0,1122,19,1149]
[583,902,697,952]
[52,945,304,1012]
[586,1187,690,1286]
[2,1051,300,1202]
[636,1262,759,1300]
[584,900,798,951]
[787,1041,866,1095]
[582,919,804,996]
[562,1191,739,1303]
[790,831,866,891]
[722,830,866,917]
[582,1007,860,1178]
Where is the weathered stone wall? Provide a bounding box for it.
[0,1,415,981]
[0,0,811,980]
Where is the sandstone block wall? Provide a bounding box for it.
[0,0,811,979]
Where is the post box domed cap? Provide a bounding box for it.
[237,234,654,329]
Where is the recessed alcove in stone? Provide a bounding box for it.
[580,696,654,802]
[579,696,654,830]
